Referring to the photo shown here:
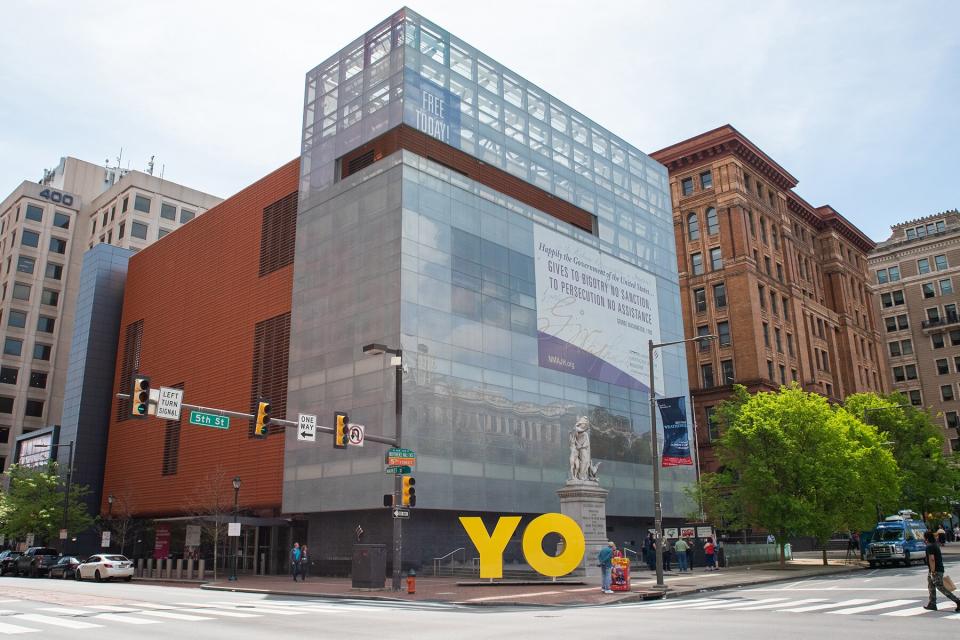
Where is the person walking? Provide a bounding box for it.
[300,545,309,581]
[704,537,717,571]
[924,530,960,611]
[663,539,673,572]
[644,533,655,571]
[674,537,689,573]
[686,537,695,571]
[598,542,615,594]
[290,542,302,582]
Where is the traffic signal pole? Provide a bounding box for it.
[392,350,403,592]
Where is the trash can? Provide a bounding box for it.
[352,544,386,589]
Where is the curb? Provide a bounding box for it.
[200,584,424,604]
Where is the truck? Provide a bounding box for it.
[15,547,61,578]
[865,513,927,568]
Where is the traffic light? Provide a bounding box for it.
[401,477,416,507]
[254,399,271,438]
[130,376,150,418]
[383,493,394,507]
[334,411,349,449]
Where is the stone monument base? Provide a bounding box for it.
[557,479,609,579]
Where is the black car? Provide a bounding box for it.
[0,550,21,576]
[48,556,81,579]
[15,547,60,577]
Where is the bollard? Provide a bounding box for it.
[146,558,154,578]
[198,559,206,581]
[407,568,416,594]
[175,559,183,580]
[186,559,193,580]
[137,558,144,577]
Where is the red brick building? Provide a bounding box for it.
[100,160,297,530]
[652,126,888,471]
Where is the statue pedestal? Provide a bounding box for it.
[557,480,609,579]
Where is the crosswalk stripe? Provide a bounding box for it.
[0,622,38,635]
[137,610,214,621]
[642,599,724,609]
[828,600,917,615]
[15,614,101,629]
[129,603,177,610]
[882,606,938,617]
[88,605,140,612]
[738,599,826,611]
[198,603,309,616]
[779,599,875,612]
[699,598,788,610]
[93,613,160,625]
[178,609,261,618]
[35,607,90,615]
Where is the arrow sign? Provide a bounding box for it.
[298,414,317,442]
[392,508,410,519]
[347,423,364,446]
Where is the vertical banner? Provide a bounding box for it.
[657,396,693,467]
[153,524,171,560]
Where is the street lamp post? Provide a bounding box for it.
[107,494,115,551]
[229,476,241,582]
[363,342,403,591]
[648,335,716,589]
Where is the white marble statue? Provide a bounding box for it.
[569,416,597,481]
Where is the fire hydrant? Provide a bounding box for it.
[407,568,416,594]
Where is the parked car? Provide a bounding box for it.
[76,554,134,582]
[865,514,927,568]
[0,550,22,576]
[15,547,60,577]
[48,556,81,580]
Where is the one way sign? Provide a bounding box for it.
[297,414,317,442]
[392,508,410,519]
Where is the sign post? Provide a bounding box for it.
[101,531,111,548]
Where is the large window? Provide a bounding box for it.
[12,283,30,301]
[712,282,727,308]
[942,385,955,402]
[49,237,67,254]
[7,310,27,328]
[3,338,22,357]
[681,177,694,196]
[134,194,152,213]
[161,203,177,220]
[888,266,900,281]
[705,406,720,441]
[33,344,51,361]
[29,371,47,389]
[24,400,44,418]
[691,252,703,275]
[132,221,149,240]
[923,283,936,299]
[940,278,953,295]
[687,213,700,240]
[694,287,706,313]
[697,325,711,351]
[706,207,719,235]
[701,363,714,388]
[45,263,63,280]
[36,316,55,333]
[0,367,18,385]
[881,290,905,307]
[17,256,35,274]
[709,247,722,271]
[25,204,43,222]
[935,254,948,270]
[918,258,931,274]
[21,229,40,248]
[53,211,70,229]
[180,209,195,223]
[700,171,713,189]
[721,359,734,385]
[717,321,731,347]
[0,397,13,413]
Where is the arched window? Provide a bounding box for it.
[706,207,719,235]
[687,213,700,240]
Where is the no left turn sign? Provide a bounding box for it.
[348,423,365,447]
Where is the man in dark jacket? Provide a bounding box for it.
[924,530,960,611]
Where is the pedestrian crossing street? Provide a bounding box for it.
[623,595,960,620]
[0,597,456,634]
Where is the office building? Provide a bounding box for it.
[652,126,887,471]
[869,210,960,450]
[101,8,691,570]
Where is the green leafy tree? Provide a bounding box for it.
[699,385,900,567]
[844,392,960,521]
[0,463,93,545]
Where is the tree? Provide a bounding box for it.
[0,463,93,545]
[184,465,233,580]
[844,393,960,521]
[699,385,900,567]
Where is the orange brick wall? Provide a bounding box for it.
[100,159,298,518]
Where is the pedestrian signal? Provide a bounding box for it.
[401,477,416,507]
[131,376,150,418]
[334,412,349,449]
[254,400,271,437]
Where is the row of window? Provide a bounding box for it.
[6,282,59,306]
[20,229,68,254]
[700,359,735,388]
[0,366,48,388]
[22,204,71,229]
[889,330,960,356]
[690,247,723,275]
[761,322,795,357]
[696,321,731,347]
[693,282,727,312]
[904,219,946,240]
[3,337,52,360]
[744,173,777,208]
[758,284,791,321]
[0,395,44,418]
[686,207,719,240]
[766,359,797,386]
[877,254,949,283]
[7,309,56,333]
[680,170,713,196]
[92,193,195,238]
[7,255,63,281]
[925,303,958,326]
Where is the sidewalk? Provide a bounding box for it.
[200,558,867,607]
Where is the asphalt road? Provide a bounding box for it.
[0,557,957,638]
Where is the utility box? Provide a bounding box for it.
[351,544,386,589]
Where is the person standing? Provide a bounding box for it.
[598,542,615,594]
[674,538,689,573]
[300,545,310,581]
[290,542,302,582]
[704,537,717,571]
[954,525,960,543]
[643,533,655,571]
[936,525,947,546]
[924,530,960,611]
[686,538,695,572]
[663,539,673,572]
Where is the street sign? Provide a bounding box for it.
[148,388,160,415]
[101,531,111,548]
[297,413,317,442]
[392,508,411,519]
[189,411,230,429]
[156,387,184,420]
[384,465,412,475]
[386,447,416,467]
[59,528,68,540]
[348,423,365,446]
[185,525,201,547]
[228,522,241,537]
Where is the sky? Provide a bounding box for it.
[1,0,957,242]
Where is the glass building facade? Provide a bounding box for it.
[287,8,691,558]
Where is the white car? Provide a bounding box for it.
[76,554,134,582]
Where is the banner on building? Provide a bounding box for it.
[153,524,171,560]
[534,224,662,392]
[657,396,693,466]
